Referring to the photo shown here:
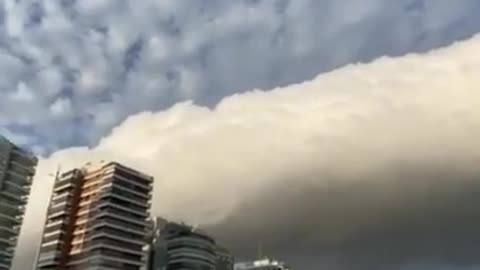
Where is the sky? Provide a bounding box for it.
[1,0,480,270]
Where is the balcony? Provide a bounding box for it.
[66,252,143,268]
[0,250,11,257]
[52,192,71,201]
[48,201,70,212]
[0,190,25,203]
[90,220,145,236]
[41,239,64,248]
[54,181,75,193]
[9,159,36,176]
[95,211,147,227]
[97,201,148,218]
[0,213,20,226]
[48,208,68,219]
[0,262,11,270]
[111,174,152,191]
[100,192,149,208]
[0,226,17,237]
[105,181,151,199]
[0,201,22,216]
[87,241,144,256]
[90,230,146,246]
[37,250,61,267]
[0,238,12,245]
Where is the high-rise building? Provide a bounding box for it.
[234,258,291,270]
[0,135,38,270]
[145,219,220,270]
[35,161,153,270]
[215,245,234,270]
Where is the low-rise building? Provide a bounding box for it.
[145,218,233,270]
[235,258,291,270]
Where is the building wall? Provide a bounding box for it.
[0,136,38,270]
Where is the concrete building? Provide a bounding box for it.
[35,161,153,270]
[234,258,291,270]
[0,135,38,270]
[145,219,225,270]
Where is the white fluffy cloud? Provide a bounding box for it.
[1,0,480,150]
[13,34,480,270]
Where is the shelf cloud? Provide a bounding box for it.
[13,35,480,270]
[2,0,480,152]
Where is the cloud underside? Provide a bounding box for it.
[1,0,480,151]
[13,35,480,270]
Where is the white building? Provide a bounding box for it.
[235,258,291,270]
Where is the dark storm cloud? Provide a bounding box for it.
[210,165,480,269]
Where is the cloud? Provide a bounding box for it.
[13,35,480,270]
[1,0,480,150]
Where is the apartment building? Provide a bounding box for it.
[0,135,38,270]
[145,219,219,270]
[35,161,153,270]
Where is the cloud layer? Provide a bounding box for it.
[2,0,480,151]
[13,35,480,270]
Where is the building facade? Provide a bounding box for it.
[0,135,38,270]
[145,220,219,270]
[35,161,153,270]
[234,258,291,270]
